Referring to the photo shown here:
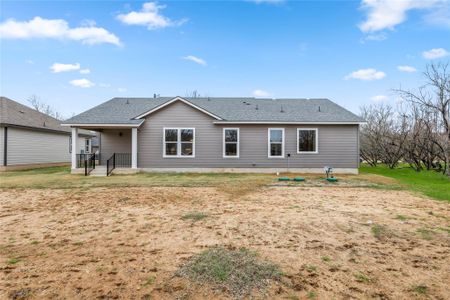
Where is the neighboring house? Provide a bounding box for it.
[63,96,364,174]
[0,97,94,171]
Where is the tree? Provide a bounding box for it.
[185,90,201,98]
[27,95,64,120]
[394,62,450,175]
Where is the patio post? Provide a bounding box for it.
[131,127,137,169]
[71,127,78,169]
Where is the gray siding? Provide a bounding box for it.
[137,101,359,169]
[100,129,131,164]
[7,127,71,165]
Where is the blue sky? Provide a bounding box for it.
[1,0,449,117]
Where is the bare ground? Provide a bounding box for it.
[0,186,449,299]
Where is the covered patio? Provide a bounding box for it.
[67,124,139,176]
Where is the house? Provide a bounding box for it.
[0,97,94,171]
[62,96,364,175]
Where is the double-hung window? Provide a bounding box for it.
[297,128,318,153]
[223,128,239,158]
[85,139,91,153]
[164,128,195,157]
[268,128,284,158]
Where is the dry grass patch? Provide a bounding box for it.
[181,211,208,222]
[177,247,282,298]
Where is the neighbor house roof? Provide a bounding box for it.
[63,96,364,126]
[0,97,94,136]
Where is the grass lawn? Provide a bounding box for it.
[1,165,448,201]
[0,166,378,191]
[1,166,449,299]
[360,164,450,202]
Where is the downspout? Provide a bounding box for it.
[3,127,7,166]
[357,124,360,168]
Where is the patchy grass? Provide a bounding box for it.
[177,247,282,297]
[7,257,21,265]
[0,167,274,193]
[307,291,317,299]
[371,224,390,240]
[354,272,371,283]
[321,256,331,262]
[1,166,394,194]
[181,211,208,222]
[395,214,408,221]
[417,228,435,240]
[304,264,318,273]
[142,276,155,287]
[360,164,450,202]
[411,284,428,295]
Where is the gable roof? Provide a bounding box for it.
[0,97,93,136]
[63,96,364,126]
[135,96,223,120]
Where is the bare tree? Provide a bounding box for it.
[394,62,450,175]
[27,95,64,120]
[185,90,201,98]
[360,103,409,168]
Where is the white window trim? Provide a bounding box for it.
[163,127,196,158]
[268,128,285,158]
[297,128,319,154]
[223,128,240,158]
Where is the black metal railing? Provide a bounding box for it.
[84,153,96,176]
[106,153,132,176]
[114,153,132,168]
[76,153,101,168]
[106,154,115,176]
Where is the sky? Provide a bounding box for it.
[0,0,449,117]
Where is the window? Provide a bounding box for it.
[223,128,239,158]
[85,139,91,153]
[69,136,72,153]
[268,128,284,158]
[163,128,195,157]
[297,128,318,153]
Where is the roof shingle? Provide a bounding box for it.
[63,97,364,125]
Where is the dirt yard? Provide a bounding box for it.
[1,185,449,299]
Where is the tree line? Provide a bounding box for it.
[360,62,450,176]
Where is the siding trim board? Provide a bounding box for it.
[213,121,364,125]
[62,123,144,128]
[135,97,223,120]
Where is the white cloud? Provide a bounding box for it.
[182,55,207,66]
[79,69,90,74]
[365,33,387,41]
[422,48,449,59]
[0,16,121,46]
[118,87,127,92]
[117,2,186,30]
[50,63,80,73]
[25,59,34,64]
[252,89,270,97]
[69,78,94,88]
[371,95,388,102]
[345,68,386,81]
[397,65,417,73]
[358,0,440,32]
